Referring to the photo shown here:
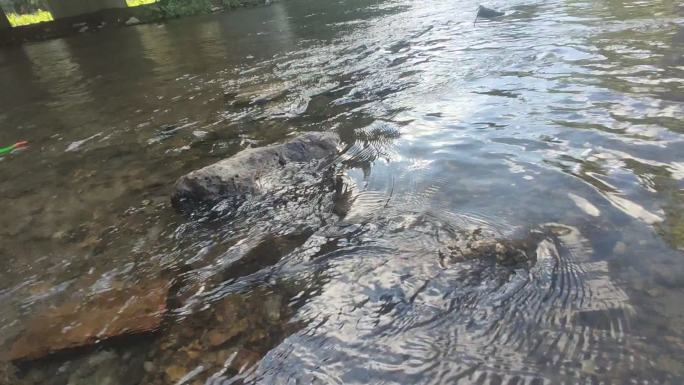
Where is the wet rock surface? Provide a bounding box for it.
[171,132,339,212]
[476,5,505,20]
[7,279,170,362]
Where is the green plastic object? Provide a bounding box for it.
[0,141,28,155]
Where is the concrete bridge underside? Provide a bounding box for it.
[45,0,128,19]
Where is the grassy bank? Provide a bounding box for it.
[7,10,53,27]
[126,0,157,6]
[1,0,275,45]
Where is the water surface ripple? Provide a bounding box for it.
[0,0,683,384]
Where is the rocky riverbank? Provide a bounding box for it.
[2,132,546,385]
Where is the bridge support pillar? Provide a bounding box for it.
[0,8,11,29]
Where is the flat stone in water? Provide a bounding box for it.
[7,279,170,362]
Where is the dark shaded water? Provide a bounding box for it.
[1,0,683,384]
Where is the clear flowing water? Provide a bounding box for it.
[0,0,683,384]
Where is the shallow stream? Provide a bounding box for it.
[1,0,683,384]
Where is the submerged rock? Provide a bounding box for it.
[0,362,18,385]
[439,228,541,268]
[6,279,170,362]
[65,349,146,385]
[171,132,339,212]
[140,287,299,385]
[226,82,290,108]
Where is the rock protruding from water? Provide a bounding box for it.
[124,17,142,26]
[171,132,339,212]
[476,5,505,19]
[6,279,170,362]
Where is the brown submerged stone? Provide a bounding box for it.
[7,279,170,362]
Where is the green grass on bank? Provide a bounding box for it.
[4,1,155,27]
[126,0,157,6]
[7,10,53,27]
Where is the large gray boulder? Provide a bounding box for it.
[172,132,339,212]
